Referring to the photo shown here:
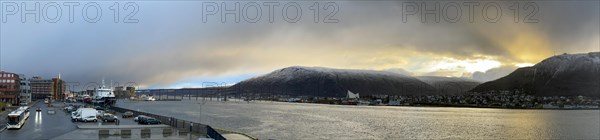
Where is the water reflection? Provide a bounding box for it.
[118,100,600,139]
[33,111,42,133]
[34,111,42,125]
[496,110,551,139]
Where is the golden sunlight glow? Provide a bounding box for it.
[426,57,502,75]
[474,22,553,65]
[504,32,553,63]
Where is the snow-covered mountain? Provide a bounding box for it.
[231,66,438,97]
[416,76,481,95]
[471,52,600,97]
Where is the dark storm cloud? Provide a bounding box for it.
[0,1,597,89]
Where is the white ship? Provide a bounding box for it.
[92,79,116,105]
[140,95,156,101]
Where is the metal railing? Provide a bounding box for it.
[108,106,226,140]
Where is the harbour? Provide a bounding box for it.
[116,99,600,140]
[0,1,599,139]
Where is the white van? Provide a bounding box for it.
[71,108,97,122]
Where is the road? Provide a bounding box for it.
[0,101,77,139]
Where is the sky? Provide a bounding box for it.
[0,1,598,90]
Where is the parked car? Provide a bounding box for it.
[134,115,146,122]
[82,115,97,122]
[96,110,105,117]
[122,111,134,118]
[137,115,161,125]
[101,114,118,122]
[143,118,161,125]
[64,106,75,112]
[71,112,79,121]
[135,115,152,123]
[95,106,104,110]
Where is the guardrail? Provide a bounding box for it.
[108,106,226,140]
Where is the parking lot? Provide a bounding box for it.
[0,101,198,139]
[0,101,77,139]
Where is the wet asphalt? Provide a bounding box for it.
[0,101,78,139]
[0,101,139,139]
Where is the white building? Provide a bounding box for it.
[347,90,360,99]
[18,74,31,106]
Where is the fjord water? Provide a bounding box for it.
[117,100,600,139]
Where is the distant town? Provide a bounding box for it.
[1,69,598,111]
[136,88,600,110]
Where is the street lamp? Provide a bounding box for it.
[198,101,206,124]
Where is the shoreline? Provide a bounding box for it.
[262,100,600,110]
[125,98,600,110]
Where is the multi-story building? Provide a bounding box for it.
[114,86,137,98]
[18,74,31,105]
[0,71,20,105]
[30,76,53,100]
[30,76,66,100]
[114,86,125,98]
[126,87,136,97]
[52,77,66,100]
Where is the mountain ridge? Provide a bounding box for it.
[471,52,600,97]
[231,66,485,97]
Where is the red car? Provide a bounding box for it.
[83,97,92,102]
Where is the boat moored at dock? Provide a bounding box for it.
[92,79,116,106]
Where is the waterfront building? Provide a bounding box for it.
[388,98,401,106]
[114,86,125,98]
[0,71,20,105]
[30,76,65,100]
[30,76,53,100]
[18,74,31,105]
[115,86,136,98]
[52,77,66,100]
[347,90,360,99]
[114,86,137,98]
[126,86,136,97]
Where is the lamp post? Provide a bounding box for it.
[198,101,206,124]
